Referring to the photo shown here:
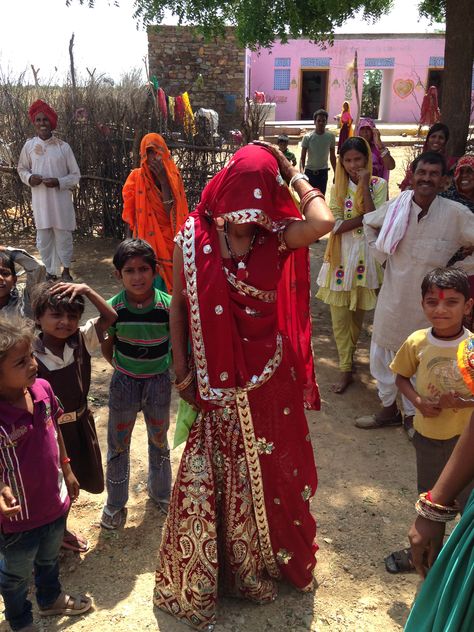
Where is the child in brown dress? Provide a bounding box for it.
[32,281,116,552]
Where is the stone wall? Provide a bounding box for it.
[147,25,246,133]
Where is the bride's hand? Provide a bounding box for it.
[251,140,297,184]
[179,382,199,411]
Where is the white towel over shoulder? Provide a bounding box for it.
[375,190,413,255]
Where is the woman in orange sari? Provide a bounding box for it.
[122,133,189,292]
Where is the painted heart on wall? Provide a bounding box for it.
[393,78,415,99]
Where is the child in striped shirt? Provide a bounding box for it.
[100,239,172,529]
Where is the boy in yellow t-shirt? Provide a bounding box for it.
[385,268,474,574]
[391,267,474,496]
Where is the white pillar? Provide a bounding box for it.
[378,68,393,122]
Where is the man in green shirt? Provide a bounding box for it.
[300,109,337,195]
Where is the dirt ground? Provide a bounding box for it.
[1,147,433,632]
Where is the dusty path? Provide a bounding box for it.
[1,148,429,632]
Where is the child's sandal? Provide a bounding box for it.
[39,591,92,616]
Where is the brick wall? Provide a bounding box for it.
[147,25,246,132]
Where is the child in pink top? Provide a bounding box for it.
[0,317,91,631]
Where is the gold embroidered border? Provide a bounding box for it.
[223,267,277,303]
[221,210,273,231]
[236,390,280,580]
[220,210,296,233]
[182,216,282,405]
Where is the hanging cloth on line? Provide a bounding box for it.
[157,88,168,118]
[175,95,185,124]
[168,96,175,122]
[182,91,196,135]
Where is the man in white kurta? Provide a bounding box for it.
[18,100,80,280]
[357,152,474,431]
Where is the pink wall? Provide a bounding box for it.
[249,35,451,123]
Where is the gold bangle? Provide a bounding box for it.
[301,192,325,215]
[174,371,194,392]
[418,492,460,513]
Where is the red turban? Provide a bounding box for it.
[28,100,58,130]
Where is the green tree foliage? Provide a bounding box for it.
[418,0,445,22]
[68,1,473,153]
[361,70,382,119]
[68,0,394,49]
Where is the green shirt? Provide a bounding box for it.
[301,130,335,171]
[283,148,297,166]
[107,288,171,378]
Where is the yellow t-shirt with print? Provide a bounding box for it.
[390,327,473,440]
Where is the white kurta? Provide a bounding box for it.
[17,136,80,231]
[363,195,474,352]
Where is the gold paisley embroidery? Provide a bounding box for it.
[154,406,277,628]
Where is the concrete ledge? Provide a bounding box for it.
[262,121,474,146]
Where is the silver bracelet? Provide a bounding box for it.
[289,173,309,191]
[380,147,389,158]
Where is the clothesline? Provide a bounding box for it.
[148,76,195,133]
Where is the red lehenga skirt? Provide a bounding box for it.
[154,337,318,630]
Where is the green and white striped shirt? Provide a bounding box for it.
[107,289,171,378]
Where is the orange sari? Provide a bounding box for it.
[122,133,189,292]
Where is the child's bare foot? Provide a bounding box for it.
[330,371,353,394]
[61,530,89,553]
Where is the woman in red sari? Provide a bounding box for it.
[154,144,334,630]
[419,85,441,127]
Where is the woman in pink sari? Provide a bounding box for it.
[337,101,353,152]
[154,144,334,630]
[357,117,395,182]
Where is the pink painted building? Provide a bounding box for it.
[249,33,462,123]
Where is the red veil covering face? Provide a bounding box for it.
[186,143,320,410]
[122,133,188,292]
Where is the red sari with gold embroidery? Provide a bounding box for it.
[154,145,319,630]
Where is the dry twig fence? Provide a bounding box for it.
[0,72,234,240]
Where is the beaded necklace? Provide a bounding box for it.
[223,221,258,281]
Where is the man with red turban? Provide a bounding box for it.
[18,100,80,280]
